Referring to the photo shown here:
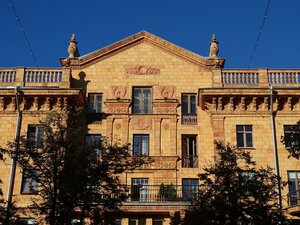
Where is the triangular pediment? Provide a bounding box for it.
[60,31,224,69]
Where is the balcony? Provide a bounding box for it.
[287,190,300,216]
[221,69,300,87]
[182,155,198,168]
[123,185,198,205]
[0,67,71,88]
[181,114,197,125]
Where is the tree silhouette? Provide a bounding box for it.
[1,110,150,225]
[185,141,289,225]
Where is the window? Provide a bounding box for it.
[133,88,151,114]
[182,94,197,125]
[131,178,149,201]
[133,134,149,156]
[236,125,253,148]
[112,219,121,225]
[288,171,300,206]
[284,125,300,148]
[85,134,101,145]
[182,135,198,168]
[240,171,255,195]
[88,93,102,113]
[71,219,81,225]
[182,94,196,114]
[182,179,198,201]
[17,219,37,225]
[129,219,146,225]
[27,125,44,147]
[21,170,38,194]
[153,219,164,225]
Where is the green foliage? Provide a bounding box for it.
[185,141,288,225]
[158,183,176,201]
[1,110,151,225]
[0,149,6,223]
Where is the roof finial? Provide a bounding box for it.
[209,34,219,58]
[68,33,80,58]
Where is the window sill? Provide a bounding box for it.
[238,147,256,150]
[20,192,38,195]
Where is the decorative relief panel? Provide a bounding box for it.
[153,102,178,114]
[110,86,128,99]
[155,86,176,99]
[131,118,152,130]
[104,101,130,114]
[124,65,161,75]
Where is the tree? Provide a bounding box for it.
[1,110,150,225]
[281,121,300,160]
[0,149,5,223]
[185,141,288,225]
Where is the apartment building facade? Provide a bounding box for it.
[0,31,300,224]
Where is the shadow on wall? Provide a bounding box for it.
[71,71,90,98]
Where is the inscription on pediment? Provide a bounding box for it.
[124,65,161,75]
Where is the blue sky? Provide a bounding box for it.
[1,0,299,68]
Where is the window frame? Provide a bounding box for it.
[133,134,149,156]
[85,134,102,155]
[236,125,253,148]
[181,93,197,114]
[287,171,300,206]
[131,178,149,202]
[182,178,199,201]
[129,218,146,225]
[284,125,300,149]
[88,93,103,114]
[27,125,44,147]
[16,218,37,225]
[132,87,152,114]
[182,135,198,168]
[21,170,39,195]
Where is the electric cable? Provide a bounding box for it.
[248,0,271,69]
[8,0,39,68]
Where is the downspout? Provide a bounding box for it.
[270,86,282,208]
[5,86,22,222]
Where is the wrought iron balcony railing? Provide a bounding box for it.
[124,185,199,202]
[182,155,198,168]
[288,190,300,207]
[181,114,197,125]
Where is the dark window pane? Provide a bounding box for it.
[88,94,102,113]
[190,95,196,113]
[237,133,244,147]
[246,133,253,147]
[236,125,243,132]
[153,220,163,225]
[182,95,189,113]
[245,125,252,131]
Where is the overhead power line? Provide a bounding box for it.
[8,0,39,68]
[248,0,272,69]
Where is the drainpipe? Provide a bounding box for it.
[5,86,22,223]
[270,86,282,209]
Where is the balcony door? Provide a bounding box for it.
[182,179,198,201]
[182,135,198,168]
[288,171,300,206]
[131,178,149,201]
